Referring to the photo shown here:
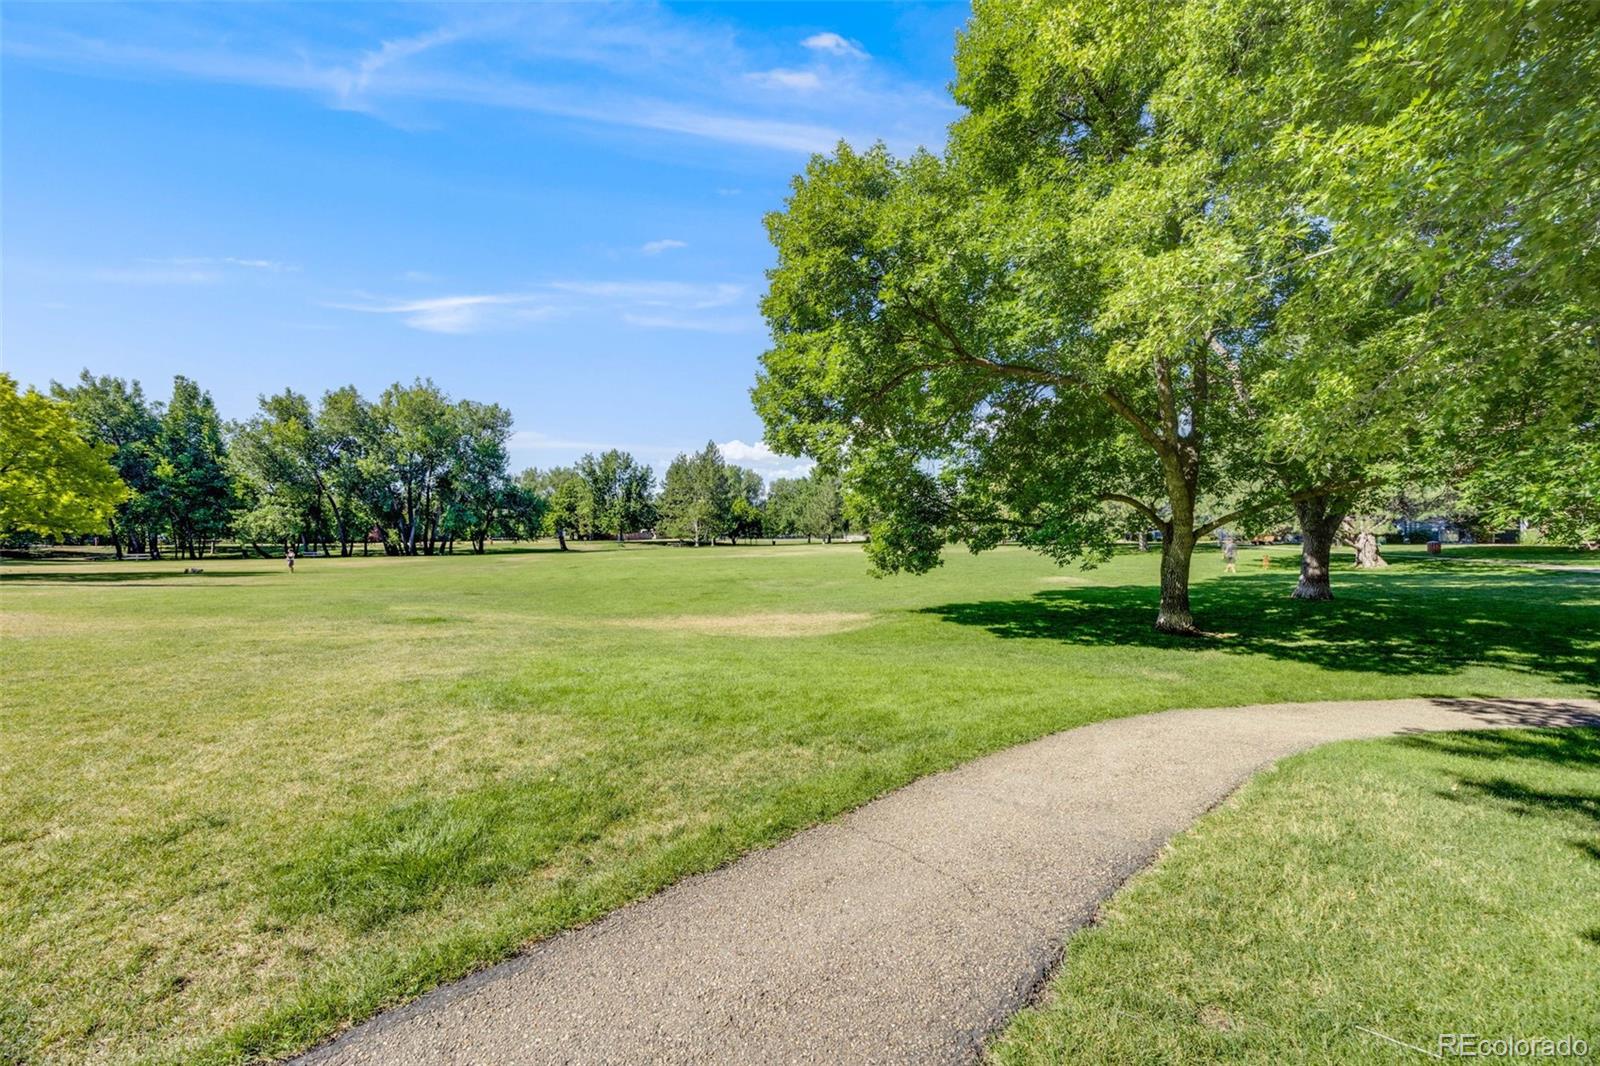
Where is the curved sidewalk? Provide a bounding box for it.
[294,697,1600,1065]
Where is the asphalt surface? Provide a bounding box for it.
[291,696,1600,1066]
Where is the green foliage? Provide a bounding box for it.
[494,481,549,542]
[724,465,765,542]
[755,12,1307,629]
[444,401,515,553]
[764,469,844,542]
[756,0,1599,624]
[576,450,655,541]
[1172,0,1598,486]
[153,377,233,558]
[0,374,128,538]
[49,371,163,554]
[531,466,595,544]
[657,442,732,545]
[1461,427,1600,549]
[229,390,323,549]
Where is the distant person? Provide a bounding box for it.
[286,546,296,573]
[1221,535,1237,573]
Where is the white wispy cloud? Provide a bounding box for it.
[548,280,744,309]
[747,68,821,91]
[801,32,868,59]
[325,292,556,334]
[4,29,849,153]
[342,26,464,103]
[149,255,297,272]
[86,255,294,285]
[92,265,221,285]
[0,7,949,155]
[641,239,687,255]
[621,313,757,334]
[329,278,750,333]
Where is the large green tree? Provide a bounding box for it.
[577,450,655,544]
[755,62,1334,629]
[1201,0,1600,570]
[50,371,162,557]
[765,468,845,544]
[154,377,232,559]
[313,386,374,556]
[723,465,765,544]
[444,400,514,554]
[524,466,592,549]
[757,0,1598,632]
[657,442,731,547]
[229,390,324,555]
[0,374,128,539]
[496,477,550,544]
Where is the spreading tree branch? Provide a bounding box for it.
[904,303,1170,454]
[1099,493,1164,526]
[1194,478,1378,538]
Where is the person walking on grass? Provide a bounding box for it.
[286,546,296,574]
[1222,534,1237,574]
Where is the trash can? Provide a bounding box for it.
[1426,540,1442,555]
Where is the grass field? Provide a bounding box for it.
[989,726,1600,1063]
[2,541,1597,1063]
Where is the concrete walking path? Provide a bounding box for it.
[293,697,1600,1065]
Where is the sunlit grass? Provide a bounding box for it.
[1,542,1595,1063]
[989,727,1600,1063]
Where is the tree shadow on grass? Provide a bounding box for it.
[1399,730,1600,887]
[0,569,278,584]
[1396,728,1600,769]
[1448,776,1600,827]
[920,567,1600,690]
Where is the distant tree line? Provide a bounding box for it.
[3,371,846,558]
[525,441,849,550]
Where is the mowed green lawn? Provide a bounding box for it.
[1,542,1596,1064]
[990,727,1600,1063]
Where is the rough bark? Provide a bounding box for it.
[1353,530,1387,568]
[1155,525,1198,634]
[1292,495,1346,601]
[556,526,568,551]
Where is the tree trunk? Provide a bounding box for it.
[557,526,568,551]
[1292,496,1346,600]
[1136,528,1148,552]
[1153,444,1203,635]
[1354,530,1387,568]
[1155,524,1198,634]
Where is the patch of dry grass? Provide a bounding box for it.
[609,611,874,636]
[1,542,1593,1064]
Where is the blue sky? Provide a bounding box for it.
[1,1,969,478]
